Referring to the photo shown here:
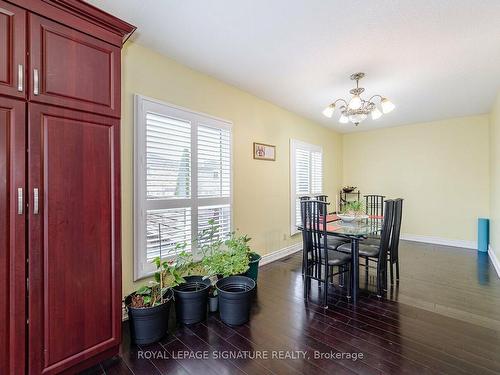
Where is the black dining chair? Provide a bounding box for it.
[301,199,351,308]
[388,198,403,283]
[315,195,328,216]
[315,194,328,202]
[365,194,385,217]
[308,194,349,250]
[337,200,395,297]
[299,195,311,275]
[363,198,403,284]
[313,194,349,250]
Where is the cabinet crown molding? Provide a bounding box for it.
[7,0,136,45]
[46,0,136,42]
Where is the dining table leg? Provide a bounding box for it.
[350,238,359,303]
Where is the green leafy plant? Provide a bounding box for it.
[197,220,251,295]
[202,244,250,278]
[129,243,189,308]
[341,201,365,216]
[225,232,252,255]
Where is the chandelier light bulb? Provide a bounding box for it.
[339,113,349,124]
[371,107,383,120]
[348,95,362,110]
[322,104,335,118]
[381,97,395,113]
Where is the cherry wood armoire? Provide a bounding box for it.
[0,1,135,373]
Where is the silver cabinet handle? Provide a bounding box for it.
[33,188,39,215]
[17,64,23,92]
[33,69,39,95]
[17,188,23,215]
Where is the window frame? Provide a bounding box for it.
[134,94,233,280]
[290,139,324,235]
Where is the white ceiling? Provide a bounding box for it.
[87,0,500,133]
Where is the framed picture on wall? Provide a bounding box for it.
[253,142,276,161]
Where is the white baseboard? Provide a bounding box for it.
[400,233,476,250]
[260,242,302,266]
[488,245,500,279]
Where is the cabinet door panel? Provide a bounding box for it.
[29,14,120,117]
[0,0,26,99]
[28,104,121,374]
[0,98,26,374]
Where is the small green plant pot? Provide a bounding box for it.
[245,252,262,282]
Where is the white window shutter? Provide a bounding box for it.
[146,113,191,200]
[135,95,232,279]
[198,124,231,198]
[290,140,323,234]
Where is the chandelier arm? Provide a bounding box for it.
[367,94,383,103]
[333,98,348,106]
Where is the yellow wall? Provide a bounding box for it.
[342,116,490,243]
[121,42,343,295]
[490,92,500,260]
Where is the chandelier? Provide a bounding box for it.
[322,73,395,126]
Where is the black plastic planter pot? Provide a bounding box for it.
[216,276,256,326]
[208,295,218,312]
[126,288,173,345]
[245,252,262,282]
[173,276,211,325]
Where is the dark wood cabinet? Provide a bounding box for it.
[29,14,121,117]
[0,97,26,374]
[0,0,26,99]
[0,1,134,374]
[28,105,122,373]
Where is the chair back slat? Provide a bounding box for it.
[365,194,385,216]
[301,199,329,270]
[315,195,328,216]
[389,198,403,263]
[315,195,328,202]
[378,200,395,266]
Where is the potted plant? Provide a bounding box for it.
[227,233,262,283]
[201,236,251,278]
[125,255,185,345]
[338,201,368,222]
[208,231,255,326]
[196,219,228,313]
[206,275,219,313]
[173,274,211,324]
[216,275,256,326]
[172,246,211,325]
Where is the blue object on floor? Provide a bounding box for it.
[477,218,489,253]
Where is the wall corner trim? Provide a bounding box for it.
[488,245,500,279]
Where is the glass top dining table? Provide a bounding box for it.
[320,214,383,304]
[323,214,383,237]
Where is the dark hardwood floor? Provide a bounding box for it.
[83,241,500,375]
